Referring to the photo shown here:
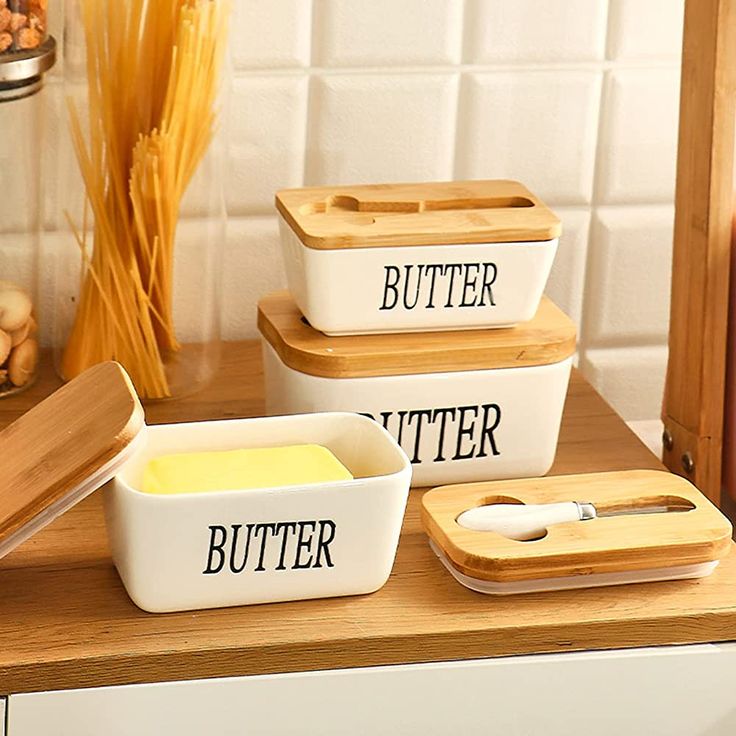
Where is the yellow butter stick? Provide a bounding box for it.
[142,444,353,494]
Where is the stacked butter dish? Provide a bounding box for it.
[260,179,732,597]
[259,180,576,486]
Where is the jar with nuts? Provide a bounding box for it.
[0,2,50,398]
[0,0,46,54]
[0,282,38,395]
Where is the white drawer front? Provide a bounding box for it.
[9,645,736,736]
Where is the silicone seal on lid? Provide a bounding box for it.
[0,362,144,559]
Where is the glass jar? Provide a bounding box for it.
[0,0,47,55]
[0,33,54,396]
[53,0,229,400]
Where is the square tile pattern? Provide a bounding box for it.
[596,69,681,204]
[583,205,674,346]
[228,75,309,215]
[306,74,458,185]
[26,0,684,421]
[313,0,463,67]
[231,0,312,69]
[457,71,602,205]
[607,0,685,60]
[465,0,609,63]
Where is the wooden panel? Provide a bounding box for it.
[257,291,577,378]
[0,363,143,547]
[663,0,736,503]
[276,180,561,249]
[1,342,736,695]
[422,470,732,581]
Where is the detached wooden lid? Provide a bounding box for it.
[258,291,576,378]
[0,362,144,558]
[421,470,732,583]
[275,180,561,250]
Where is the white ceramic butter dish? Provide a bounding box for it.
[0,363,412,613]
[276,180,561,335]
[107,411,411,613]
[258,290,576,487]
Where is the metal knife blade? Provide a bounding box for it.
[578,501,693,520]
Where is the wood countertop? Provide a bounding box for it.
[0,342,734,694]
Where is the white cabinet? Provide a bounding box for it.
[8,644,736,735]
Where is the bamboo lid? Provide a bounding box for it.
[0,362,144,558]
[275,180,561,250]
[421,470,732,583]
[258,291,576,379]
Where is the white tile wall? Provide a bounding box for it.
[596,68,681,203]
[583,205,674,346]
[230,0,312,69]
[228,75,309,215]
[26,0,685,422]
[313,0,464,67]
[580,345,669,421]
[456,70,602,205]
[607,0,685,60]
[305,74,459,185]
[546,208,592,328]
[465,0,609,63]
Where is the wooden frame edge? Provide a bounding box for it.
[663,0,736,503]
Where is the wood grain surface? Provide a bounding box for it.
[0,342,735,695]
[422,470,732,582]
[0,362,143,548]
[276,180,561,249]
[258,291,577,378]
[662,0,736,503]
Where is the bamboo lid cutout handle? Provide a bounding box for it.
[276,180,561,248]
[298,193,536,218]
[0,362,144,555]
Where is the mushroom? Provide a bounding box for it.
[0,285,32,333]
[8,337,38,387]
[26,314,37,336]
[9,318,31,347]
[0,329,11,365]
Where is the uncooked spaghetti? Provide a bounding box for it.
[61,0,229,398]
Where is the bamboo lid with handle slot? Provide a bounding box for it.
[258,290,576,379]
[0,362,144,558]
[421,470,732,583]
[276,180,561,250]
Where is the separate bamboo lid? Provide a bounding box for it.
[0,362,144,558]
[258,291,576,379]
[421,470,732,583]
[275,180,561,250]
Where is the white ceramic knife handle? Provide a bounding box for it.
[456,502,584,541]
